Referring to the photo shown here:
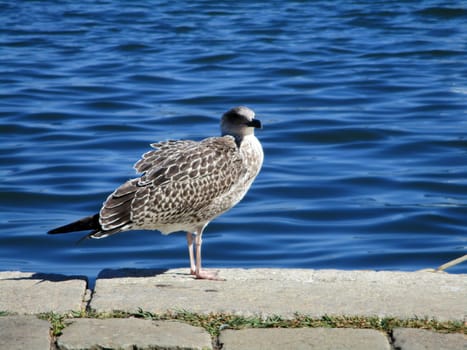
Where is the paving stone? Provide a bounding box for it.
[0,271,87,314]
[56,318,212,350]
[0,316,51,350]
[392,328,466,350]
[218,327,391,350]
[90,268,466,321]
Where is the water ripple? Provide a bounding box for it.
[0,0,466,279]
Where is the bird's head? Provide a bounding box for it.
[221,106,262,139]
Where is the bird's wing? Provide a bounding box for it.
[133,140,199,174]
[98,136,244,233]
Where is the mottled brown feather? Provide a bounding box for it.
[96,135,246,235]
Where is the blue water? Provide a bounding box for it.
[1,1,466,283]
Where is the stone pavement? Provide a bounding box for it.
[91,268,466,320]
[0,271,87,314]
[0,269,465,349]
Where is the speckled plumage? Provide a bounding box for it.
[98,134,261,236]
[49,106,263,280]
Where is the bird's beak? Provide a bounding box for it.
[246,119,262,129]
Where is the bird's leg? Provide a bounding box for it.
[186,232,196,275]
[194,232,224,280]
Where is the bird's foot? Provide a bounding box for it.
[191,269,225,281]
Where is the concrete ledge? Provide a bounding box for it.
[0,271,87,314]
[0,269,465,350]
[90,268,467,321]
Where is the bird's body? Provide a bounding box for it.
[49,106,263,280]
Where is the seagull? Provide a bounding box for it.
[48,106,263,280]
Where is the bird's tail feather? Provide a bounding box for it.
[48,214,100,234]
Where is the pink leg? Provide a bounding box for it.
[186,232,196,275]
[194,233,223,280]
[186,226,224,280]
